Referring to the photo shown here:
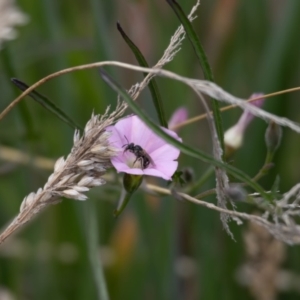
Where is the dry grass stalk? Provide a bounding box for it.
[147,184,300,245]
[3,62,300,136]
[0,103,126,245]
[170,90,297,130]
[192,88,234,237]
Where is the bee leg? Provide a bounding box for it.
[132,157,144,169]
[132,157,139,167]
[139,158,144,169]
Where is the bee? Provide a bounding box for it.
[122,136,154,169]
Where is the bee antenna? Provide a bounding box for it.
[122,135,129,148]
[124,135,129,144]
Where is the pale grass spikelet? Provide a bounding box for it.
[78,176,94,187]
[20,192,35,212]
[91,145,109,154]
[0,0,29,48]
[54,156,65,172]
[0,102,127,244]
[92,178,106,186]
[73,186,89,192]
[77,160,93,167]
[57,173,74,186]
[73,129,81,146]
[156,0,200,67]
[62,189,87,201]
[113,1,200,109]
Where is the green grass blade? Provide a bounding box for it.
[1,47,36,139]
[85,200,110,300]
[99,69,271,200]
[11,78,82,130]
[117,22,168,128]
[166,0,225,151]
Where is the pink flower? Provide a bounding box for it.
[168,107,188,131]
[106,115,181,180]
[224,93,265,150]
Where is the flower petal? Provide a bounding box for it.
[107,115,181,180]
[150,143,180,162]
[168,107,188,130]
[144,161,178,180]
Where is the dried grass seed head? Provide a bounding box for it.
[0,104,126,245]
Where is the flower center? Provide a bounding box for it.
[124,152,144,169]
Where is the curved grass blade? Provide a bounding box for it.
[99,68,271,201]
[117,22,168,128]
[166,0,225,151]
[11,78,82,130]
[1,48,36,139]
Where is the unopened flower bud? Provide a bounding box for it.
[224,93,265,156]
[265,121,282,153]
[224,124,244,152]
[225,184,247,202]
[123,174,143,194]
[182,168,194,183]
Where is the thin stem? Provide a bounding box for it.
[113,190,132,217]
[1,61,300,129]
[252,151,274,182]
[144,183,284,233]
[85,201,110,300]
[184,166,215,194]
[170,96,269,130]
[194,188,216,199]
[171,88,300,130]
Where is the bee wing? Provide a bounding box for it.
[145,152,155,167]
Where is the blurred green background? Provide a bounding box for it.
[0,0,300,299]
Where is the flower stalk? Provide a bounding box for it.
[114,174,143,217]
[114,173,143,217]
